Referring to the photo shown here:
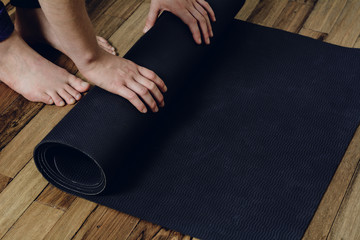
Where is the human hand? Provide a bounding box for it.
[144,0,216,45]
[79,51,167,113]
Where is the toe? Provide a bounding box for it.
[68,75,90,92]
[48,91,65,106]
[58,88,76,105]
[65,84,82,101]
[97,36,116,55]
[39,93,54,105]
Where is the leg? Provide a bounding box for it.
[11,0,116,55]
[0,30,91,106]
[0,1,90,106]
[38,0,167,113]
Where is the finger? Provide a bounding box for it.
[117,86,147,113]
[188,5,210,44]
[144,2,160,33]
[137,66,167,92]
[196,0,216,22]
[194,2,213,37]
[126,80,159,112]
[177,10,202,44]
[135,74,165,107]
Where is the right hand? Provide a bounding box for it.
[79,50,167,113]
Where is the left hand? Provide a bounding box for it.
[144,0,216,45]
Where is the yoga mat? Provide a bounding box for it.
[34,0,360,239]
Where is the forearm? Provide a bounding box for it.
[38,0,100,68]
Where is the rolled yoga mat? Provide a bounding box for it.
[33,0,360,239]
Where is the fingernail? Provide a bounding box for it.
[81,82,89,87]
[154,106,159,112]
[198,38,202,44]
[142,108,147,113]
[59,101,65,106]
[160,101,165,107]
[143,25,150,33]
[206,38,210,44]
[210,30,214,37]
[76,94,81,100]
[164,85,168,92]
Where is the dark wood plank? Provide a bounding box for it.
[72,206,139,240]
[126,220,162,240]
[0,174,11,193]
[0,96,43,150]
[273,0,316,33]
[0,83,19,113]
[36,184,77,211]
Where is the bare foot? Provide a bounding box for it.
[0,31,90,106]
[14,7,116,55]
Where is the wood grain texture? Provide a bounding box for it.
[0,97,43,151]
[126,220,162,240]
[247,0,289,27]
[2,201,64,240]
[299,28,328,40]
[302,126,360,240]
[273,0,315,33]
[304,0,347,33]
[354,36,360,48]
[109,2,150,56]
[324,0,360,47]
[0,160,48,238]
[43,198,97,240]
[234,0,260,21]
[104,0,143,19]
[0,104,74,178]
[72,206,139,240]
[328,162,360,240]
[0,173,11,193]
[36,184,77,211]
[0,83,18,113]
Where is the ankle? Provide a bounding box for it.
[73,46,104,72]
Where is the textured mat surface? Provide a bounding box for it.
[34,1,360,239]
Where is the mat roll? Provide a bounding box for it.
[34,0,360,239]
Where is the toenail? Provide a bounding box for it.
[59,101,65,106]
[81,82,89,87]
[76,94,81,99]
[69,99,75,104]
[49,99,53,104]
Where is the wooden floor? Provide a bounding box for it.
[1,0,360,239]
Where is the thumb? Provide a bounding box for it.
[144,3,160,33]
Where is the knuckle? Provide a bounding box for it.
[139,87,148,95]
[149,82,157,90]
[150,101,157,109]
[127,92,137,100]
[190,18,197,24]
[148,71,156,80]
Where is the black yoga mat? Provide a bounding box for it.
[34,1,360,239]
